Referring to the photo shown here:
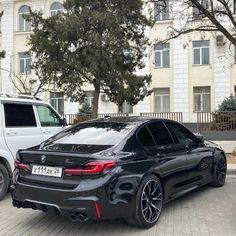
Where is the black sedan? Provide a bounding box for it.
[11,117,227,228]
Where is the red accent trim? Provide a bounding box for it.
[94,202,101,220]
[64,160,116,175]
[14,161,29,170]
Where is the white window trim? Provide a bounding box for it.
[193,44,209,65]
[155,46,170,68]
[154,93,170,112]
[154,1,169,21]
[18,8,31,32]
[193,90,211,112]
[19,56,31,74]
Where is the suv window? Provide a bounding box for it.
[166,121,195,145]
[147,121,174,146]
[137,126,155,147]
[4,103,37,127]
[36,105,61,127]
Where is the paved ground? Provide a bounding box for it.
[1,176,236,236]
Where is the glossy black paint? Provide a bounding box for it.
[11,117,226,221]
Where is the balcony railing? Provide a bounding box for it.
[140,112,183,123]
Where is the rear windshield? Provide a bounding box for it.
[43,122,135,148]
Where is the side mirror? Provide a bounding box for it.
[194,133,204,143]
[61,117,67,126]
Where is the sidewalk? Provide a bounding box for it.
[227,164,236,175]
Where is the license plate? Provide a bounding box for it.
[32,165,62,178]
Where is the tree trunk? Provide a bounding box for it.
[92,83,100,118]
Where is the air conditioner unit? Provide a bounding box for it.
[216,35,225,45]
[101,94,109,102]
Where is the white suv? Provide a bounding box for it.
[0,93,67,200]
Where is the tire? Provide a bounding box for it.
[125,175,163,228]
[211,154,227,187]
[0,163,9,201]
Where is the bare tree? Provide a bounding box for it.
[149,0,236,46]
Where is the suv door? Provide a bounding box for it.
[36,105,64,140]
[3,103,44,158]
[165,121,213,186]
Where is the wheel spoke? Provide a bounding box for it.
[141,179,162,224]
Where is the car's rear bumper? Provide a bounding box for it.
[11,176,136,221]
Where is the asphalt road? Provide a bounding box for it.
[1,176,236,236]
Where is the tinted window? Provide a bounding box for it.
[137,126,155,147]
[147,121,173,146]
[36,105,61,127]
[4,104,36,127]
[44,122,134,147]
[166,122,195,145]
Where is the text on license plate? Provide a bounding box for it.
[32,165,62,178]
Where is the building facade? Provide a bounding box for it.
[0,0,236,121]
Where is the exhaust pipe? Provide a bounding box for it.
[69,212,78,222]
[12,200,22,208]
[68,212,88,223]
[77,213,88,223]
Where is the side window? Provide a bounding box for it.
[137,126,155,147]
[147,121,173,146]
[4,104,36,127]
[166,122,195,145]
[36,105,61,127]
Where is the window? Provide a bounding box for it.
[166,121,195,146]
[43,122,134,148]
[137,126,155,147]
[36,105,61,127]
[18,5,31,32]
[19,52,31,74]
[84,91,94,108]
[154,88,170,112]
[193,40,209,65]
[4,104,36,127]
[154,0,169,21]
[118,101,133,114]
[50,92,64,115]
[193,86,211,112]
[193,0,209,17]
[147,121,174,146]
[154,43,170,67]
[50,2,64,16]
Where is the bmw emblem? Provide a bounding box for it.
[41,155,46,163]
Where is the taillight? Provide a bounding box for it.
[64,160,116,175]
[14,160,29,171]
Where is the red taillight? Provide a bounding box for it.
[14,160,29,170]
[64,160,116,175]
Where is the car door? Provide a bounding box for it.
[165,121,214,186]
[145,121,189,198]
[35,104,65,140]
[3,102,44,158]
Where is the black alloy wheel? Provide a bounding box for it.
[125,175,163,228]
[0,164,9,201]
[212,155,227,187]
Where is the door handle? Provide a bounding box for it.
[186,145,192,154]
[6,130,17,135]
[156,153,165,158]
[42,129,52,134]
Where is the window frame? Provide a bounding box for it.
[18,52,31,74]
[18,5,31,32]
[154,0,169,21]
[154,43,170,68]
[4,103,37,128]
[154,88,170,112]
[50,92,64,115]
[36,105,62,127]
[136,124,156,148]
[193,86,211,112]
[49,2,64,16]
[193,40,210,65]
